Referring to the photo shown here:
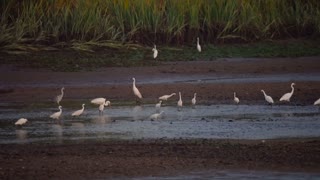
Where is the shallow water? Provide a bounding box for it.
[126,169,320,180]
[0,104,319,144]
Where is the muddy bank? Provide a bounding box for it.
[1,57,320,105]
[0,138,319,179]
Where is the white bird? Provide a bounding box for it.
[15,118,28,126]
[279,83,295,102]
[91,98,109,106]
[155,100,162,109]
[99,100,111,115]
[177,92,183,111]
[150,111,164,121]
[72,104,85,117]
[159,93,176,101]
[191,93,197,107]
[55,87,65,105]
[197,37,201,52]
[152,45,158,59]
[261,90,274,105]
[132,77,142,102]
[234,92,240,104]
[50,106,62,120]
[314,98,320,106]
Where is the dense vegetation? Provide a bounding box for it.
[1,0,320,52]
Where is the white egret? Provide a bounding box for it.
[279,83,295,102]
[132,77,142,102]
[261,90,274,105]
[197,37,201,52]
[72,104,85,117]
[191,93,197,107]
[314,98,320,106]
[234,92,240,104]
[177,92,183,111]
[152,45,158,59]
[159,93,176,101]
[155,100,162,109]
[15,118,28,126]
[55,87,65,105]
[50,106,62,120]
[91,98,109,106]
[150,111,164,121]
[99,100,110,115]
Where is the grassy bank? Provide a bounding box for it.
[1,0,320,53]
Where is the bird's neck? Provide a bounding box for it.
[291,87,294,94]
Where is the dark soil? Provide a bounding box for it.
[0,139,319,179]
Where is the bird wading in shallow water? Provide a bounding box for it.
[191,93,197,108]
[55,87,64,105]
[91,98,108,105]
[159,93,176,101]
[197,37,201,52]
[234,92,240,104]
[50,106,62,120]
[279,83,295,103]
[15,118,28,126]
[152,45,158,59]
[72,104,85,117]
[177,92,183,111]
[155,100,162,109]
[261,90,274,106]
[99,100,110,116]
[132,77,142,104]
[150,111,164,121]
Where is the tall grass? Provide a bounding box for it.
[1,0,320,51]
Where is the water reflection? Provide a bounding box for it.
[71,122,85,136]
[91,115,112,124]
[15,129,27,140]
[132,105,143,121]
[51,124,63,143]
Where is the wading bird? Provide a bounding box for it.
[72,104,85,117]
[177,92,183,111]
[197,37,201,52]
[191,93,197,108]
[99,100,111,116]
[279,83,295,102]
[55,87,64,105]
[150,111,164,121]
[159,93,176,101]
[15,118,28,126]
[152,45,158,59]
[261,90,274,105]
[132,77,142,103]
[91,98,108,105]
[50,106,62,120]
[155,100,162,109]
[234,92,240,104]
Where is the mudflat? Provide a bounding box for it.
[0,57,320,179]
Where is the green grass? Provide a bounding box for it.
[1,39,319,71]
[0,0,320,53]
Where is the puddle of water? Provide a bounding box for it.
[0,104,319,144]
[127,169,320,180]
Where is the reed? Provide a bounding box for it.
[1,0,319,51]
